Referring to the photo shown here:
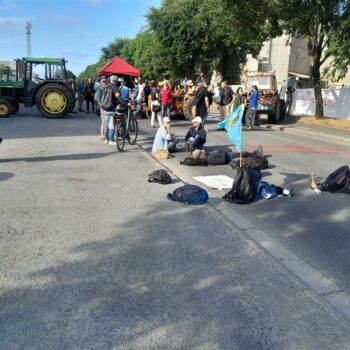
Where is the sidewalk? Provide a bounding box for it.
[266,117,350,143]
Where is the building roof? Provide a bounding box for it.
[98,56,140,77]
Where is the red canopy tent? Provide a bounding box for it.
[98,56,140,77]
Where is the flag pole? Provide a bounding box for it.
[239,104,243,168]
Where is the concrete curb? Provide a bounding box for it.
[263,123,350,144]
[137,140,350,324]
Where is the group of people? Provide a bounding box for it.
[70,75,260,159]
[150,79,262,160]
[217,81,259,131]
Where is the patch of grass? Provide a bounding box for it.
[292,115,350,131]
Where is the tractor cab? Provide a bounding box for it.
[0,57,74,118]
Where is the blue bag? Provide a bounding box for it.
[256,181,277,199]
[167,184,209,205]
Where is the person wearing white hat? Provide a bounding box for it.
[152,116,178,154]
[185,116,206,159]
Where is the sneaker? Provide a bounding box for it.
[108,141,116,145]
[104,140,108,144]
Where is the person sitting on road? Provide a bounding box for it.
[152,117,178,154]
[185,116,206,159]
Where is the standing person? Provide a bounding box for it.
[135,79,145,118]
[83,78,95,114]
[194,81,210,127]
[144,80,151,107]
[77,80,85,112]
[218,81,234,131]
[245,85,259,130]
[68,79,78,113]
[185,116,206,159]
[150,81,161,128]
[160,80,172,120]
[232,86,243,110]
[152,117,178,154]
[184,80,196,101]
[95,76,108,141]
[120,81,130,103]
[285,86,295,117]
[102,75,120,145]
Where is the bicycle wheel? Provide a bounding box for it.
[116,118,126,151]
[128,117,138,145]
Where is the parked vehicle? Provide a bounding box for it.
[243,72,285,124]
[0,57,75,118]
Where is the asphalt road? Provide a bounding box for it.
[139,111,350,293]
[1,107,350,349]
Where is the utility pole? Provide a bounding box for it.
[25,21,32,57]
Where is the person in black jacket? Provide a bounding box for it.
[83,78,95,114]
[185,116,206,159]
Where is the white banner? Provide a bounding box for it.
[291,88,350,120]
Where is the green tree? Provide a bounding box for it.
[273,0,350,117]
[101,38,131,60]
[66,69,76,80]
[121,30,171,80]
[147,0,276,81]
[77,59,107,81]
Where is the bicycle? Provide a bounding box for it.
[114,104,139,152]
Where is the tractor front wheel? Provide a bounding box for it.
[36,83,74,118]
[0,100,12,118]
[183,98,197,121]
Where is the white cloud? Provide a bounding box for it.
[0,0,17,10]
[39,12,81,25]
[0,17,23,34]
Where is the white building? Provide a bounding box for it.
[245,34,311,89]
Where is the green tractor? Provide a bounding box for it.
[0,57,75,118]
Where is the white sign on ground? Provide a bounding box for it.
[193,175,234,190]
[291,88,350,120]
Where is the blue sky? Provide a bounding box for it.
[0,0,161,74]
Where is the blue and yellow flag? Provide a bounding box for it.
[217,105,243,152]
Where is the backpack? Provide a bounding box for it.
[256,181,277,199]
[206,150,228,165]
[180,157,208,166]
[101,84,114,111]
[148,169,172,184]
[223,167,257,204]
[167,184,209,205]
[230,156,268,171]
[318,165,350,193]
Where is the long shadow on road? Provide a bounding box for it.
[0,152,115,163]
[1,202,350,349]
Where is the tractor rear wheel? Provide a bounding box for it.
[36,83,74,118]
[10,102,19,115]
[0,100,12,118]
[183,98,197,121]
[268,99,281,124]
